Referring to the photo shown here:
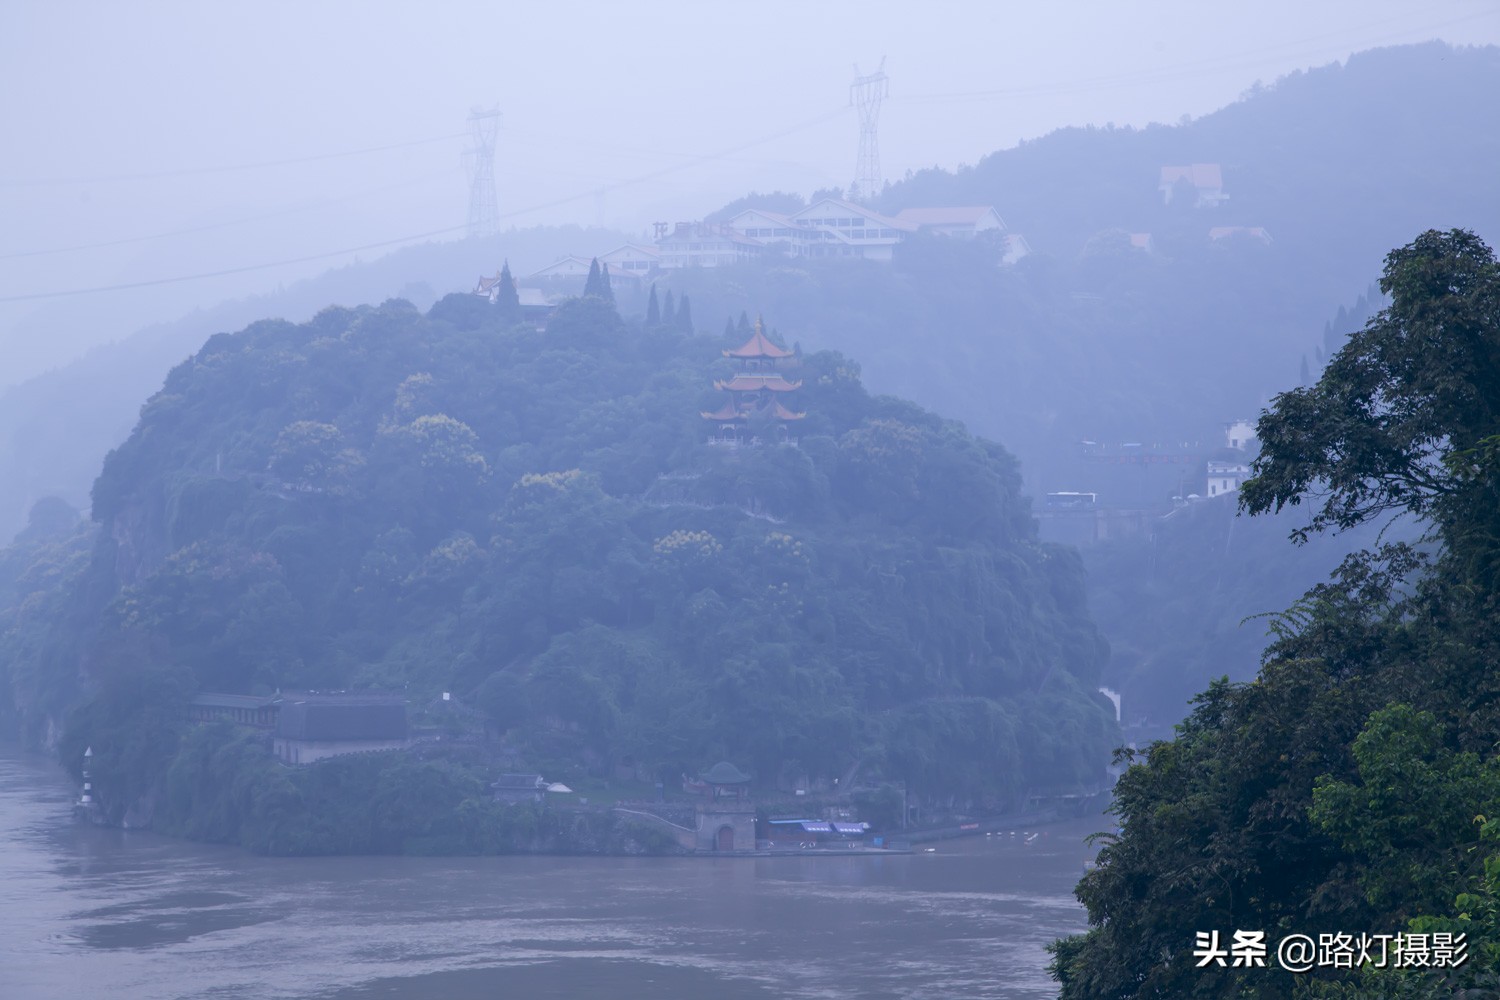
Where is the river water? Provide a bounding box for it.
[0,749,1102,999]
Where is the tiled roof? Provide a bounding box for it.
[893,206,1003,227]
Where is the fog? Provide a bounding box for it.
[4,1,1497,386]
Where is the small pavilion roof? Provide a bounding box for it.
[701,761,751,784]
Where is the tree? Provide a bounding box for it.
[495,260,520,322]
[662,289,676,326]
[645,284,660,326]
[1051,232,1500,998]
[596,262,615,305]
[676,294,693,333]
[582,258,614,304]
[1241,230,1500,563]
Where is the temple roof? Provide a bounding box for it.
[724,319,794,359]
[700,399,805,421]
[701,761,751,784]
[715,374,802,392]
[700,400,741,421]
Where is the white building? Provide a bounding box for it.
[1209,226,1272,245]
[891,205,1006,238]
[786,198,912,261]
[1206,460,1252,497]
[655,222,766,268]
[1225,419,1258,451]
[656,200,1018,268]
[529,255,594,282]
[599,243,660,275]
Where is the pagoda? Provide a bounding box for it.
[701,318,804,443]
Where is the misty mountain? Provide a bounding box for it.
[878,43,1500,290]
[1,294,1117,849]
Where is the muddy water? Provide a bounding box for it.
[0,750,1100,999]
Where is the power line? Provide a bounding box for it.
[0,131,468,187]
[0,224,470,303]
[0,168,461,261]
[0,106,851,302]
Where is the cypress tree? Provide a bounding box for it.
[724,317,736,338]
[583,258,604,299]
[677,294,693,333]
[736,310,751,336]
[496,260,520,320]
[662,290,676,325]
[645,284,660,326]
[597,261,615,305]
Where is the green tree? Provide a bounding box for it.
[1242,230,1500,557]
[583,258,604,299]
[495,260,521,322]
[645,283,660,326]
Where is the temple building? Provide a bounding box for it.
[701,319,805,444]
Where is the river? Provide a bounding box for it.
[0,749,1103,999]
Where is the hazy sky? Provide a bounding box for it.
[3,0,1498,381]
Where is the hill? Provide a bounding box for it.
[0,292,1116,852]
[0,224,632,544]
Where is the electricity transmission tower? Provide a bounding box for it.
[465,106,501,239]
[848,59,888,203]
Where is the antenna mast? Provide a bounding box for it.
[465,106,501,239]
[849,59,888,203]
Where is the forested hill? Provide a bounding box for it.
[878,43,1500,295]
[0,292,1117,840]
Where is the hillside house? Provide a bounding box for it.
[1209,226,1272,245]
[1159,163,1228,208]
[190,693,280,729]
[786,198,911,260]
[655,222,766,268]
[891,205,1006,238]
[1206,460,1252,497]
[272,692,408,765]
[528,255,595,284]
[599,243,660,276]
[1224,418,1258,451]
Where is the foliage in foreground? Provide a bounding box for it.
[1050,230,1500,997]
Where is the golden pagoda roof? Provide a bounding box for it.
[701,400,741,421]
[700,398,804,422]
[715,374,802,392]
[724,318,794,359]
